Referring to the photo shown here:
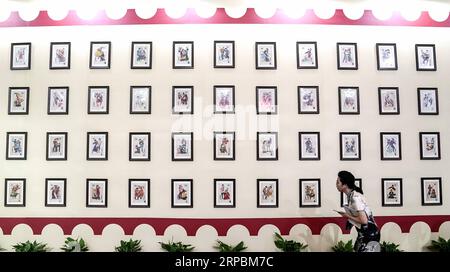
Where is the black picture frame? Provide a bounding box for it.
[214,41,235,68]
[214,179,236,208]
[421,177,442,206]
[88,86,109,114]
[257,179,278,208]
[47,87,69,115]
[257,132,278,161]
[46,132,68,161]
[10,42,31,70]
[213,131,235,161]
[49,42,71,69]
[131,41,152,69]
[415,44,436,71]
[341,179,362,207]
[298,86,320,114]
[172,86,194,114]
[89,41,111,69]
[256,86,277,115]
[128,179,150,208]
[45,178,67,207]
[376,43,397,70]
[337,42,358,70]
[298,132,320,160]
[417,88,439,115]
[380,132,402,160]
[4,178,26,207]
[381,178,403,207]
[129,132,151,161]
[299,178,321,207]
[339,132,361,160]
[86,178,108,208]
[171,179,193,208]
[130,86,151,114]
[6,132,27,160]
[419,132,440,160]
[338,86,360,115]
[173,41,194,69]
[8,87,30,115]
[378,87,400,115]
[86,132,108,161]
[255,42,277,70]
[213,85,235,114]
[172,132,194,161]
[297,41,318,69]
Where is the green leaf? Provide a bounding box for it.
[273,232,308,252]
[13,240,49,252]
[428,237,450,252]
[332,240,354,252]
[159,239,195,252]
[115,239,142,252]
[214,240,247,252]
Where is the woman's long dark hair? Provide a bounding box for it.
[338,170,363,194]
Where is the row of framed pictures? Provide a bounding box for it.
[6,85,440,115]
[5,131,441,161]
[4,177,443,208]
[9,41,437,71]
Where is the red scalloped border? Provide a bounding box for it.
[0,8,449,27]
[1,215,449,235]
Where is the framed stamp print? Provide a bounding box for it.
[50,42,71,69]
[378,87,400,115]
[6,132,27,160]
[380,132,401,160]
[8,87,29,115]
[173,41,194,69]
[338,87,359,114]
[214,85,235,114]
[340,132,361,160]
[88,86,109,114]
[421,177,442,206]
[172,86,194,114]
[87,132,108,160]
[418,88,439,115]
[131,41,152,69]
[130,86,151,114]
[10,42,31,70]
[297,42,318,69]
[256,86,277,114]
[214,41,235,68]
[299,179,321,207]
[90,41,111,69]
[337,43,358,70]
[129,179,150,208]
[172,179,193,208]
[341,179,362,207]
[257,132,278,160]
[257,179,278,208]
[214,179,236,208]
[46,132,67,161]
[4,179,26,207]
[382,178,403,207]
[376,43,397,70]
[419,132,440,160]
[129,132,151,161]
[415,44,436,71]
[299,132,320,160]
[214,132,235,160]
[172,132,193,161]
[86,179,107,207]
[298,86,319,114]
[48,87,69,115]
[45,178,66,207]
[255,42,277,69]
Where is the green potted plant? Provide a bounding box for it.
[380,241,403,252]
[115,239,142,252]
[214,240,247,252]
[159,239,195,252]
[61,237,89,252]
[427,237,450,252]
[13,240,49,252]
[274,232,308,252]
[331,240,354,252]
